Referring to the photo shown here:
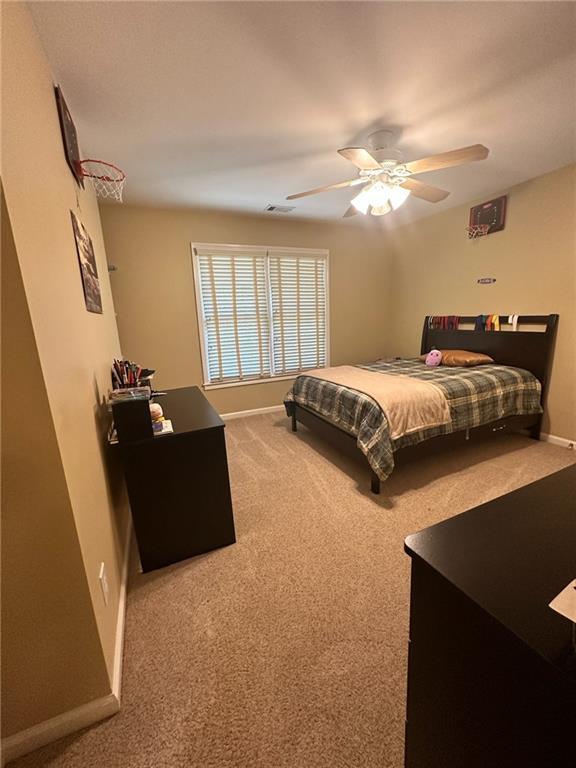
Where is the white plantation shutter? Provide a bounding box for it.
[269,253,327,375]
[193,244,328,386]
[195,249,270,383]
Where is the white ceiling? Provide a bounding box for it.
[30,1,576,226]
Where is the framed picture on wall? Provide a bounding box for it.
[71,211,102,314]
[55,85,84,188]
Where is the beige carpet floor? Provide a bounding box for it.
[11,415,575,768]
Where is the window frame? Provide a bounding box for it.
[191,242,330,389]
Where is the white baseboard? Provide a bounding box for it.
[1,694,119,766]
[540,433,575,450]
[1,515,133,765]
[112,512,132,700]
[222,404,285,420]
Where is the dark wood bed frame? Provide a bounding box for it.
[288,314,559,494]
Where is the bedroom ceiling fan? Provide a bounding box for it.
[286,130,489,217]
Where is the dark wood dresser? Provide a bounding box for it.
[118,386,235,572]
[404,465,576,768]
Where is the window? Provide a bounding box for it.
[192,243,329,387]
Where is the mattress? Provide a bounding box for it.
[284,358,543,482]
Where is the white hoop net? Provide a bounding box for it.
[466,224,489,240]
[80,159,126,202]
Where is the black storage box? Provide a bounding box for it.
[112,399,153,443]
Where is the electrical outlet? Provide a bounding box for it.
[99,562,109,606]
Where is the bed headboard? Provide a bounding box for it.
[420,314,559,400]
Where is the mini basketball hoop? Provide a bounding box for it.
[466,223,490,240]
[79,159,126,202]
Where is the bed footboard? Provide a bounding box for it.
[290,403,380,494]
[289,403,541,496]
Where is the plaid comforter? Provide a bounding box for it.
[284,359,542,481]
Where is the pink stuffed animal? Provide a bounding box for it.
[425,349,443,367]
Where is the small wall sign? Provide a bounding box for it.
[477,277,497,284]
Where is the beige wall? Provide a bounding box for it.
[386,164,576,439]
[101,169,575,438]
[101,206,391,413]
[1,194,111,736]
[1,2,129,733]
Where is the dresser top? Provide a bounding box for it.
[154,386,224,435]
[405,465,576,675]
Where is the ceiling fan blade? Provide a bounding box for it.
[338,147,381,170]
[400,178,450,203]
[405,144,489,175]
[343,205,358,218]
[286,177,368,200]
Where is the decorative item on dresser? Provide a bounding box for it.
[286,314,558,494]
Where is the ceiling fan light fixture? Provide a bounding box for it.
[389,185,410,210]
[351,181,409,216]
[351,182,388,214]
[370,201,392,216]
[288,142,488,217]
[365,181,390,208]
[350,185,373,214]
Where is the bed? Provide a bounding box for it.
[284,314,558,494]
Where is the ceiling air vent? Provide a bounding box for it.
[264,204,295,213]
